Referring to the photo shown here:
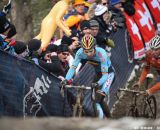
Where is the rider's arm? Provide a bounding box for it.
[65,49,82,80]
[138,64,150,86]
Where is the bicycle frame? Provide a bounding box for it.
[118,88,145,117]
[142,95,157,119]
[142,75,157,119]
[61,85,93,117]
[118,88,157,119]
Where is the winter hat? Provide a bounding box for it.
[27,39,41,52]
[80,20,91,31]
[46,44,58,53]
[14,41,27,54]
[73,0,85,6]
[123,2,135,16]
[90,19,99,27]
[61,35,73,46]
[94,5,108,16]
[70,30,80,38]
[111,0,121,6]
[57,44,69,53]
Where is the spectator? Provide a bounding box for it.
[64,3,75,20]
[0,34,26,55]
[110,0,125,29]
[101,0,109,7]
[79,20,91,37]
[37,44,70,78]
[65,0,89,30]
[0,0,16,38]
[90,19,115,50]
[17,39,41,59]
[61,30,81,55]
[94,5,115,36]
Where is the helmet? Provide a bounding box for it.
[149,35,160,50]
[81,35,96,50]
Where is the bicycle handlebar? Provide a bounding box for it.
[65,85,92,90]
[118,88,145,94]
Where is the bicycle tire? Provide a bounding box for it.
[73,104,78,117]
[100,100,111,118]
[127,107,139,117]
[93,102,99,117]
[78,106,83,117]
[143,95,157,119]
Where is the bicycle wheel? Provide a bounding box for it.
[73,104,78,117]
[143,95,157,119]
[100,100,111,118]
[127,107,139,117]
[93,102,99,117]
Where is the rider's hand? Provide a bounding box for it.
[91,82,99,89]
[132,82,140,90]
[61,79,68,86]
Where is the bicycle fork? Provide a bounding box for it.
[73,89,83,117]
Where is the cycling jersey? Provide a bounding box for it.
[146,50,160,70]
[139,50,160,84]
[139,50,160,94]
[65,47,111,86]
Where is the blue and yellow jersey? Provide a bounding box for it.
[65,47,111,86]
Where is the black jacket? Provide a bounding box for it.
[39,56,69,77]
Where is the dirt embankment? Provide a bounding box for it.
[111,90,160,119]
[0,117,160,130]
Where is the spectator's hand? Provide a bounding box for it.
[44,53,51,61]
[91,82,99,90]
[32,58,39,65]
[111,20,117,31]
[64,29,71,37]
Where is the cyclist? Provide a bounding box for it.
[62,34,115,118]
[134,34,160,94]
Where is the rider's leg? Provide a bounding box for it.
[95,103,104,119]
[99,72,115,117]
[101,72,115,95]
[101,99,111,118]
[95,91,105,119]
